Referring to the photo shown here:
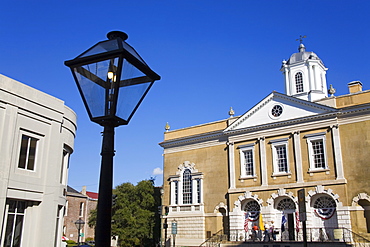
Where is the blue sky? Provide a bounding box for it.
[1,1,369,192]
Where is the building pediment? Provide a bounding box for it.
[225,92,336,132]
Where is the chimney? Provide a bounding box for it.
[81,186,87,195]
[348,81,363,94]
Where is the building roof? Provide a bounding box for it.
[67,185,87,198]
[86,191,99,200]
[67,185,80,194]
[285,44,323,66]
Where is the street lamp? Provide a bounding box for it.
[65,31,160,247]
[74,218,85,246]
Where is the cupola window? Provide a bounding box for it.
[295,72,304,93]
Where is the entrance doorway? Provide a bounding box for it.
[358,199,370,233]
[287,213,295,240]
[275,197,297,241]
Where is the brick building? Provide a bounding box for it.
[64,186,98,243]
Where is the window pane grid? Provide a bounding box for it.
[276,198,296,210]
[27,138,37,170]
[197,179,201,203]
[312,140,325,168]
[295,72,303,93]
[183,170,192,204]
[5,200,26,247]
[18,135,38,171]
[174,181,178,204]
[276,145,288,172]
[244,150,254,176]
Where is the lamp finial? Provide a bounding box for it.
[107,31,128,41]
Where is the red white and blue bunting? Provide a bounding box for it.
[314,208,336,220]
[246,211,260,222]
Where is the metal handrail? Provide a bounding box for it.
[199,229,227,247]
[342,227,370,247]
[228,227,370,245]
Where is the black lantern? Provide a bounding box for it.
[74,218,85,246]
[65,31,160,247]
[65,31,160,126]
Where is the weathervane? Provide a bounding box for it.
[296,35,307,44]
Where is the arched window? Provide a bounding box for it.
[243,200,260,212]
[169,163,203,207]
[243,200,261,222]
[276,197,296,210]
[358,199,370,233]
[313,195,336,220]
[295,72,304,93]
[183,169,192,204]
[313,195,336,209]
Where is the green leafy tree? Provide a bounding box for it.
[89,179,158,247]
[88,209,96,228]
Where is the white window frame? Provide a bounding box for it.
[79,202,84,217]
[295,71,304,93]
[268,103,284,120]
[60,147,72,185]
[17,130,44,173]
[305,132,328,172]
[182,169,192,205]
[239,143,256,179]
[65,200,68,216]
[169,164,203,206]
[196,178,201,204]
[1,200,27,247]
[270,138,291,176]
[18,134,38,171]
[174,181,179,204]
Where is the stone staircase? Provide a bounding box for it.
[199,228,370,247]
[220,241,352,247]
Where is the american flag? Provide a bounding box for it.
[295,211,300,232]
[244,212,249,232]
[281,213,287,232]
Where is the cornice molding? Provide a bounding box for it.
[226,92,336,132]
[226,113,338,142]
[160,103,370,153]
[228,178,347,194]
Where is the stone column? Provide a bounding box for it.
[331,124,345,180]
[293,131,304,183]
[259,137,268,186]
[284,67,291,95]
[228,141,236,189]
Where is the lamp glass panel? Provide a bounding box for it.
[116,59,152,121]
[73,58,119,118]
[78,40,119,58]
[121,42,146,65]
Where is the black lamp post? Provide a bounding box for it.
[75,218,85,246]
[65,31,160,247]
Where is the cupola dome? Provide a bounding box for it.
[280,43,328,102]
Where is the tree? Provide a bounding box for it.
[88,179,158,247]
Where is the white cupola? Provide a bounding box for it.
[280,43,328,102]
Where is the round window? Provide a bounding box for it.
[271,105,283,117]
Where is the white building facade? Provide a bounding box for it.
[0,74,77,247]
